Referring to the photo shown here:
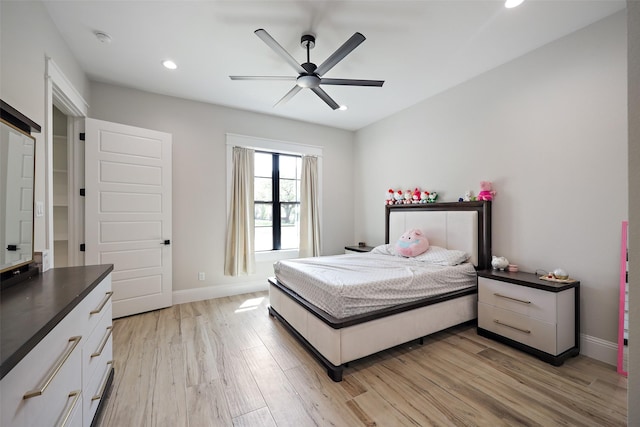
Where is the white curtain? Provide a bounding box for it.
[224,147,255,276]
[299,155,321,257]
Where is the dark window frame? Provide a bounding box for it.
[254,150,301,251]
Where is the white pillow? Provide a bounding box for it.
[413,245,469,266]
[370,244,395,256]
[370,244,469,266]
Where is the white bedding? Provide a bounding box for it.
[273,252,477,319]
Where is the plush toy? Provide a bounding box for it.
[463,190,473,202]
[412,188,421,204]
[427,191,438,203]
[420,191,430,204]
[404,189,413,204]
[477,181,496,201]
[458,190,474,202]
[385,188,395,205]
[395,229,430,257]
[394,190,404,204]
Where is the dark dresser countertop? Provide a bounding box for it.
[0,264,113,380]
[477,269,579,292]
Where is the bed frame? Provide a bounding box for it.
[268,201,492,381]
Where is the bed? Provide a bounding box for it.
[267,201,492,381]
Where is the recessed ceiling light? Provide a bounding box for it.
[338,105,348,111]
[94,31,112,44]
[162,60,178,70]
[505,0,524,8]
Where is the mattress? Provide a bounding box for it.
[273,253,477,319]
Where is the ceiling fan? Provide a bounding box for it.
[230,29,384,110]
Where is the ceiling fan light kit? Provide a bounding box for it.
[230,29,384,110]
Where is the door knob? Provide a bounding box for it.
[163,240,171,245]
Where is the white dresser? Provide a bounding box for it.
[477,270,579,366]
[1,265,114,427]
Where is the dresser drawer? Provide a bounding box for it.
[82,307,113,390]
[55,390,84,427]
[77,275,113,337]
[478,277,556,321]
[479,302,558,354]
[1,309,83,427]
[83,355,113,426]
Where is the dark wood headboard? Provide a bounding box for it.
[384,201,492,270]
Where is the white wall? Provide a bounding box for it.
[88,82,354,299]
[0,0,89,251]
[627,1,639,422]
[354,12,628,351]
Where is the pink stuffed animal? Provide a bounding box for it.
[395,229,430,257]
[412,188,421,204]
[477,181,496,201]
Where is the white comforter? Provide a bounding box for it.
[273,252,477,319]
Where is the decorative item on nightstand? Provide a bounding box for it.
[477,269,580,366]
[491,256,509,270]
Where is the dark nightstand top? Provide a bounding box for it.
[345,245,375,253]
[477,269,579,292]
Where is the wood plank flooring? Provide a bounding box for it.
[95,291,627,426]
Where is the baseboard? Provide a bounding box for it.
[172,280,269,305]
[580,333,618,366]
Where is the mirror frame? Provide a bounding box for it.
[0,118,36,274]
[0,100,41,288]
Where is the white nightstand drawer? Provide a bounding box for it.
[478,277,556,321]
[479,303,557,354]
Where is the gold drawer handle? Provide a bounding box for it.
[92,360,114,401]
[91,326,113,358]
[90,291,114,315]
[56,390,81,427]
[494,293,531,305]
[24,336,82,399]
[494,319,531,334]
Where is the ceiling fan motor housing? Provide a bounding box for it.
[301,34,315,49]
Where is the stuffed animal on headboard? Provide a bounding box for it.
[477,181,496,201]
[395,229,430,257]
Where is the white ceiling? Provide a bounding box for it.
[43,0,626,131]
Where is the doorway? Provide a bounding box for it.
[52,105,70,267]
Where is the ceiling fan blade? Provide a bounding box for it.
[230,76,296,81]
[320,78,384,87]
[315,32,366,77]
[311,87,340,110]
[255,29,306,75]
[274,85,303,107]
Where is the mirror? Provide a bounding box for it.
[0,118,35,274]
[618,220,628,376]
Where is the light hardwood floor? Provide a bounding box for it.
[96,291,627,426]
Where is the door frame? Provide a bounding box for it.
[44,57,88,267]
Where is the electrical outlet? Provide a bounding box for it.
[198,272,205,281]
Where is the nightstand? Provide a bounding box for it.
[344,245,374,254]
[477,269,580,366]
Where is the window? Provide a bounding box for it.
[254,151,302,251]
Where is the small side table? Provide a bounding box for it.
[344,245,374,254]
[477,269,580,366]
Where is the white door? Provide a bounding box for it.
[85,118,172,318]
